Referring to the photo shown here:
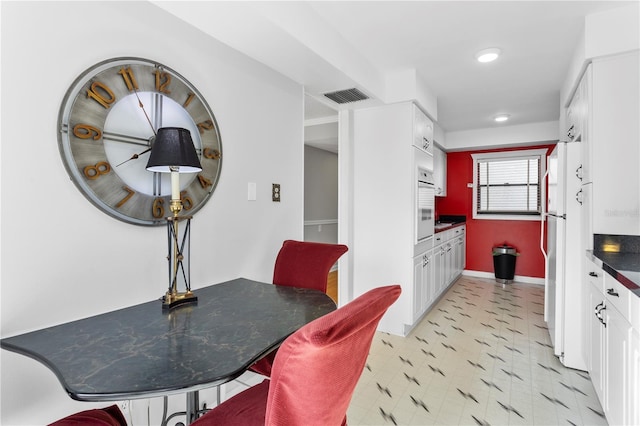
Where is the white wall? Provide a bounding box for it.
[444,120,560,151]
[304,146,339,244]
[1,2,304,424]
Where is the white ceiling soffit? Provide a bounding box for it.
[152,1,634,132]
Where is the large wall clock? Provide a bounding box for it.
[58,57,222,226]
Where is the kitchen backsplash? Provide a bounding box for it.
[594,234,640,254]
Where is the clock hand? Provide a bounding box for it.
[112,89,159,167]
[115,147,152,167]
[103,131,151,147]
[133,89,157,136]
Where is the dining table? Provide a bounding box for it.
[0,277,337,424]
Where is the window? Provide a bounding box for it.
[471,149,547,220]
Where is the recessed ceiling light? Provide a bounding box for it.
[494,114,510,122]
[476,48,501,63]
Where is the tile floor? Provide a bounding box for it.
[346,275,608,426]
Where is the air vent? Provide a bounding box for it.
[323,88,369,104]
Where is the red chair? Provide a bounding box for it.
[191,285,401,426]
[272,239,348,292]
[48,405,126,426]
[250,239,348,377]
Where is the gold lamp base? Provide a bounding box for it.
[162,290,198,310]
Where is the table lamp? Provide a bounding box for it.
[146,127,202,309]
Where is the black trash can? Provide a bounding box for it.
[492,245,517,284]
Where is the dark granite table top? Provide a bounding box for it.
[0,278,336,401]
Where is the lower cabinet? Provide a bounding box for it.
[631,328,640,425]
[604,302,629,426]
[588,281,605,402]
[586,255,640,426]
[413,250,433,320]
[412,226,465,326]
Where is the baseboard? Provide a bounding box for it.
[462,269,545,286]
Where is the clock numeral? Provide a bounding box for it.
[154,70,171,94]
[83,161,111,180]
[197,119,214,134]
[197,174,213,189]
[181,190,194,211]
[87,81,116,109]
[73,124,102,140]
[183,93,195,108]
[118,67,139,92]
[203,148,221,160]
[116,186,135,208]
[152,198,165,219]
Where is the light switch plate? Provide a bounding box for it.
[248,182,257,201]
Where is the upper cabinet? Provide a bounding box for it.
[566,79,584,143]
[413,105,434,156]
[434,144,447,197]
[590,51,640,236]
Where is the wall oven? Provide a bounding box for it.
[417,167,435,242]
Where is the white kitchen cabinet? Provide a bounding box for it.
[454,230,465,277]
[433,145,447,197]
[433,226,465,298]
[579,65,593,185]
[413,105,434,156]
[631,327,640,426]
[566,79,584,143]
[444,242,454,285]
[591,51,640,236]
[413,250,434,322]
[433,240,444,297]
[409,225,467,330]
[604,301,629,426]
[585,255,640,426]
[588,280,606,403]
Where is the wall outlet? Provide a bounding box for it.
[272,183,281,202]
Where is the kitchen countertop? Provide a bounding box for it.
[587,250,640,298]
[435,215,466,233]
[434,221,466,233]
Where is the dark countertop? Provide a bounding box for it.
[587,250,640,297]
[435,221,466,233]
[434,215,466,234]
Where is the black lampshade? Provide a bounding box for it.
[146,127,202,173]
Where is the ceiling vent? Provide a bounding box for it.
[323,88,369,104]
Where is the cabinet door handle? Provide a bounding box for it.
[422,137,430,150]
[567,125,575,141]
[576,189,583,205]
[606,288,619,297]
[589,271,598,277]
[594,301,603,316]
[600,305,607,327]
[576,165,583,181]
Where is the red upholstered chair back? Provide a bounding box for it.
[272,240,348,293]
[265,285,401,425]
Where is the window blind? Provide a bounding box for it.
[476,156,541,215]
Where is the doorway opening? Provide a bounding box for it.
[303,94,339,302]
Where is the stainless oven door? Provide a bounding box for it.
[417,181,435,242]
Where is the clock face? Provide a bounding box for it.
[58,57,222,226]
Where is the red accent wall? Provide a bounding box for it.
[435,145,555,279]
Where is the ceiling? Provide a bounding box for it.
[153,1,634,151]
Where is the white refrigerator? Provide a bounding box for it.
[541,142,586,371]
